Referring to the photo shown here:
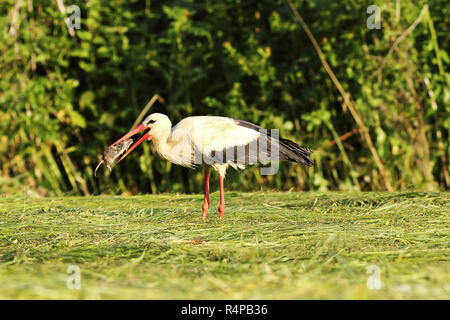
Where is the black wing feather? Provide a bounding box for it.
[205,118,314,167]
[235,119,314,167]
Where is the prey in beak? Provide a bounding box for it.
[94,138,133,176]
[108,123,153,164]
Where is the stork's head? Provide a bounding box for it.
[141,113,171,140]
[109,113,171,163]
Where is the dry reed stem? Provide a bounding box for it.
[130,94,166,130]
[377,5,428,87]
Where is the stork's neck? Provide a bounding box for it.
[150,128,172,161]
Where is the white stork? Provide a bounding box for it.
[109,113,313,219]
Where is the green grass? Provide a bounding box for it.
[0,191,448,299]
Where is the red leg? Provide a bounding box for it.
[218,175,225,218]
[202,169,210,220]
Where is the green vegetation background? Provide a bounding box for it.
[1,0,449,196]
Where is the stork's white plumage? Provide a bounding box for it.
[109,113,313,219]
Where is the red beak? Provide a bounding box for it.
[109,124,152,164]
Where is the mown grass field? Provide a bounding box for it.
[0,191,448,299]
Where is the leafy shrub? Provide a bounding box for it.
[1,0,448,195]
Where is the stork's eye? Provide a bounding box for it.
[148,120,156,124]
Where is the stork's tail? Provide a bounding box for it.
[278,138,314,167]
